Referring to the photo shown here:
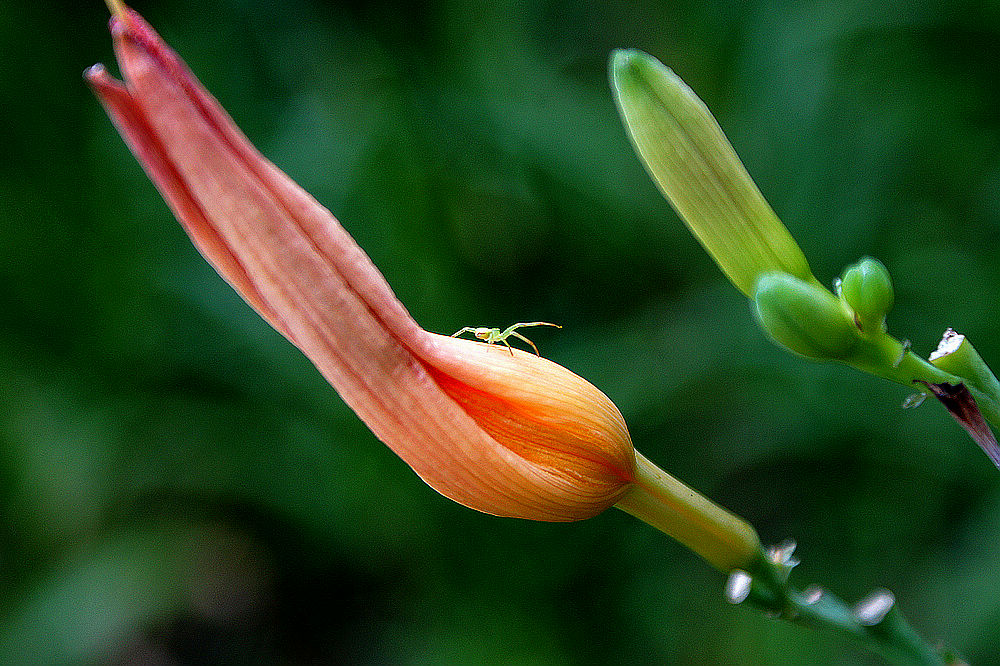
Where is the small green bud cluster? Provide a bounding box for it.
[753,273,860,360]
[753,258,895,362]
[837,257,894,334]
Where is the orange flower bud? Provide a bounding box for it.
[85,7,635,521]
[425,334,637,517]
[87,7,761,572]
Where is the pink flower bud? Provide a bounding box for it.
[86,7,636,521]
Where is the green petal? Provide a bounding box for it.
[610,49,815,296]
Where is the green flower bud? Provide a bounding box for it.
[839,257,893,334]
[610,49,815,297]
[754,272,860,360]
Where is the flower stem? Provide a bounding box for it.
[845,331,1000,430]
[618,460,953,663]
[615,451,760,572]
[738,549,951,665]
[103,0,127,19]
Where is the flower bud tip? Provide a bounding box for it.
[839,257,893,334]
[611,49,815,297]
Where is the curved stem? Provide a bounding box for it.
[741,549,950,665]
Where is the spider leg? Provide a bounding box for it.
[498,337,515,355]
[451,326,477,338]
[510,331,540,355]
[502,321,561,336]
[500,323,521,338]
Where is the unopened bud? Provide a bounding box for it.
[754,272,860,360]
[839,257,893,334]
[610,49,815,297]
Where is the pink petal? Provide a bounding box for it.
[88,9,635,521]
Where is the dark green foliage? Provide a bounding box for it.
[2,0,999,663]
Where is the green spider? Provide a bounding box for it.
[451,322,562,355]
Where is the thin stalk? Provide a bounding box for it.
[845,331,1000,430]
[103,0,127,18]
[615,451,760,572]
[618,457,953,663]
[741,549,949,665]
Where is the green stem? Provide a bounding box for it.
[741,549,949,665]
[616,454,954,663]
[845,331,1000,430]
[615,451,761,572]
[930,331,1000,405]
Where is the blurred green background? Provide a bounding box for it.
[4,0,1000,663]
